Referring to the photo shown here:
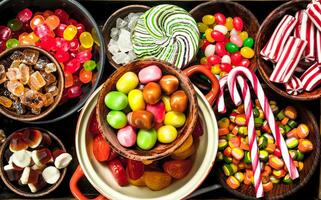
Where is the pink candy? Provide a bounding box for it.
[230,34,243,47]
[261,15,297,62]
[138,65,162,84]
[300,62,321,91]
[294,10,316,61]
[285,75,303,95]
[117,126,136,147]
[146,102,165,123]
[270,36,307,83]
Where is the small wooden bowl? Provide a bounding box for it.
[0,46,64,122]
[96,59,198,161]
[255,1,318,101]
[0,127,67,197]
[215,88,320,200]
[102,5,150,69]
[190,0,260,72]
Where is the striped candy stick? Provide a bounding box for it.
[306,0,321,32]
[227,67,299,180]
[236,76,263,198]
[216,76,228,113]
[300,62,321,91]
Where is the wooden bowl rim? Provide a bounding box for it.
[189,0,260,72]
[96,58,199,161]
[102,4,151,70]
[0,127,67,197]
[0,46,64,122]
[255,0,320,101]
[215,99,320,199]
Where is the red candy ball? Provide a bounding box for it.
[54,37,69,52]
[39,35,55,51]
[215,42,227,57]
[0,26,11,41]
[67,85,82,99]
[211,30,225,42]
[55,50,70,63]
[201,39,210,51]
[239,59,250,68]
[220,63,233,72]
[214,13,226,25]
[233,17,244,31]
[55,23,67,37]
[69,38,80,52]
[76,23,85,37]
[76,50,92,63]
[207,55,221,65]
[17,8,33,23]
[230,52,242,65]
[64,59,81,74]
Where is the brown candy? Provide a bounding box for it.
[0,96,13,108]
[159,75,179,95]
[170,90,188,113]
[19,63,30,85]
[29,71,46,91]
[5,167,22,182]
[20,90,46,109]
[31,148,52,166]
[26,129,43,149]
[28,176,47,193]
[128,110,154,129]
[9,132,28,152]
[0,64,6,84]
[143,82,161,105]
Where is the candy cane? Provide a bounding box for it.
[216,76,228,113]
[236,76,263,198]
[227,67,299,181]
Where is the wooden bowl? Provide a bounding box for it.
[215,88,320,200]
[0,46,64,122]
[102,5,150,69]
[0,127,67,197]
[190,0,260,72]
[96,59,198,161]
[255,1,318,101]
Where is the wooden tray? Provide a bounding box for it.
[0,0,320,199]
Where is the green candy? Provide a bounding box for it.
[223,164,234,176]
[259,150,269,162]
[7,19,22,31]
[288,120,297,128]
[286,137,299,149]
[296,150,304,161]
[283,174,293,184]
[244,151,251,164]
[270,175,280,184]
[277,111,285,120]
[137,129,157,150]
[243,37,254,48]
[83,60,97,71]
[104,91,128,110]
[225,42,239,53]
[255,117,263,127]
[223,156,232,164]
[218,139,228,150]
[6,38,19,49]
[106,111,127,129]
[258,136,268,149]
[253,107,259,118]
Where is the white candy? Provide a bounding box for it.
[214,25,228,35]
[20,167,30,185]
[12,150,31,168]
[116,18,127,28]
[221,55,231,64]
[117,29,133,53]
[54,153,72,169]
[42,166,60,184]
[230,28,239,36]
[204,44,215,57]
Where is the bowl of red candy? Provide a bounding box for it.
[0,0,106,123]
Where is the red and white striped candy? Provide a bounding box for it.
[294,10,315,61]
[260,15,297,62]
[270,36,307,83]
[306,1,321,32]
[315,29,321,63]
[300,62,321,91]
[285,75,303,95]
[216,76,228,113]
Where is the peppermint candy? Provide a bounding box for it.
[300,62,321,91]
[285,75,303,95]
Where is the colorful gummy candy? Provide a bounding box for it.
[217,101,313,191]
[0,8,98,102]
[103,65,189,150]
[197,13,254,79]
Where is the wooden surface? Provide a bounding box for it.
[0,0,320,200]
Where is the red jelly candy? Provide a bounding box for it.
[200,39,210,51]
[34,23,52,38]
[215,42,227,57]
[17,8,33,23]
[69,38,80,51]
[207,55,221,65]
[68,19,78,26]
[126,159,144,180]
[214,13,226,25]
[54,38,69,52]
[0,26,12,41]
[67,85,82,98]
[73,75,82,86]
[64,59,81,74]
[76,50,92,63]
[55,23,67,37]
[230,52,242,65]
[107,159,128,186]
[233,17,244,31]
[39,36,55,51]
[0,40,6,52]
[55,50,70,63]
[54,9,69,24]
[239,58,250,68]
[89,113,101,136]
[220,63,233,72]
[76,23,85,37]
[93,134,111,162]
[211,30,225,42]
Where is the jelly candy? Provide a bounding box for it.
[67,85,82,99]
[202,15,215,25]
[137,129,157,150]
[76,50,92,63]
[225,17,234,31]
[243,37,254,48]
[207,55,221,65]
[128,89,145,111]
[211,30,225,42]
[240,47,254,59]
[104,91,128,110]
[221,55,231,64]
[230,34,243,47]
[43,10,54,18]
[79,68,92,84]
[230,52,242,65]
[64,59,80,74]
[127,159,144,180]
[215,42,227,56]
[116,72,139,94]
[64,73,73,88]
[214,25,228,35]
[226,42,239,53]
[163,159,192,179]
[144,171,172,191]
[28,32,40,43]
[17,8,33,23]
[55,50,70,63]
[32,148,52,166]
[76,24,85,37]
[54,9,69,24]
[107,159,128,186]
[34,23,52,38]
[30,15,45,30]
[55,23,67,37]
[214,13,226,25]
[79,32,93,49]
[204,44,215,57]
[233,17,244,31]
[93,134,111,162]
[45,15,60,31]
[106,110,127,129]
[205,28,214,43]
[239,58,250,68]
[68,19,78,26]
[239,31,248,41]
[63,25,77,41]
[157,125,177,143]
[39,36,55,51]
[0,26,12,41]
[197,22,208,33]
[54,37,69,52]
[117,126,136,147]
[7,19,23,31]
[83,60,96,71]
[69,38,79,52]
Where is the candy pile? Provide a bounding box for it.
[0,8,98,102]
[261,1,321,95]
[0,49,59,115]
[90,113,202,190]
[132,4,200,69]
[3,128,72,193]
[104,65,188,150]
[197,13,254,79]
[108,13,143,65]
[217,102,313,192]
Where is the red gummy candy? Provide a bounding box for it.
[0,26,12,41]
[34,23,53,38]
[76,50,92,63]
[239,58,250,68]
[211,30,225,42]
[220,63,233,72]
[54,37,69,52]
[207,55,221,65]
[215,42,227,57]
[69,38,79,52]
[39,36,55,51]
[230,52,242,65]
[68,19,78,26]
[76,24,85,37]
[214,13,226,25]
[55,50,70,63]
[55,23,67,37]
[17,8,33,23]
[64,59,81,74]
[67,85,82,99]
[54,9,69,24]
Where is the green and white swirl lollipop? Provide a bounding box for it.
[132,4,200,68]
